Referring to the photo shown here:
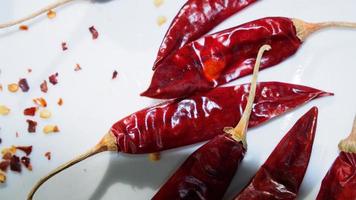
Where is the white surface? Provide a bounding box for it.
[0,0,355,199]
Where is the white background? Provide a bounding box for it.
[0,0,355,199]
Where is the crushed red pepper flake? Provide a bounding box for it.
[40,80,48,93]
[3,152,12,160]
[27,68,32,73]
[10,155,21,173]
[57,98,63,106]
[16,146,32,156]
[89,26,99,39]
[21,156,32,171]
[1,146,16,157]
[74,64,82,71]
[33,97,47,107]
[44,152,51,160]
[15,132,19,138]
[19,25,29,31]
[0,160,10,172]
[0,171,6,183]
[0,84,3,91]
[49,73,59,85]
[61,42,68,51]
[8,83,19,93]
[24,107,37,116]
[18,78,30,92]
[26,119,37,133]
[112,70,118,79]
[47,10,56,19]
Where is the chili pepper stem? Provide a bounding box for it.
[292,18,356,41]
[224,44,271,148]
[338,115,356,153]
[27,131,118,200]
[0,0,75,29]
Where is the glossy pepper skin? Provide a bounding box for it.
[111,82,331,154]
[152,134,245,200]
[143,17,302,99]
[235,107,318,200]
[316,152,356,200]
[153,0,258,69]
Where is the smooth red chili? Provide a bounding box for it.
[113,82,330,154]
[235,107,318,200]
[153,0,258,70]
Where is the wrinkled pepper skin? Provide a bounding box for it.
[153,0,258,69]
[111,82,331,154]
[235,107,318,200]
[316,152,356,200]
[152,134,245,200]
[143,17,302,99]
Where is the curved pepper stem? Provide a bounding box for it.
[338,115,356,153]
[292,18,356,41]
[0,0,75,29]
[27,131,118,200]
[224,44,271,148]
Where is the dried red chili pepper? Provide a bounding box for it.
[235,107,318,200]
[316,117,356,200]
[27,82,331,198]
[143,17,356,99]
[24,107,37,116]
[152,0,258,70]
[19,78,30,92]
[152,45,270,200]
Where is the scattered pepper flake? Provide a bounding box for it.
[0,84,3,91]
[0,105,10,116]
[57,98,63,106]
[18,78,30,92]
[0,171,6,183]
[20,156,32,171]
[74,64,82,71]
[40,109,51,119]
[10,155,21,173]
[157,16,167,26]
[148,152,161,161]
[15,132,19,138]
[49,73,59,85]
[43,125,59,134]
[40,80,48,93]
[44,152,51,160]
[23,107,37,116]
[33,97,47,107]
[153,0,164,7]
[89,26,99,39]
[27,68,32,73]
[8,83,19,93]
[61,42,68,51]
[2,152,12,160]
[0,161,10,172]
[1,146,16,157]
[19,25,29,31]
[47,10,56,19]
[112,70,118,79]
[16,146,32,156]
[26,119,38,133]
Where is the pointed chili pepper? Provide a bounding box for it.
[152,44,270,200]
[27,83,331,199]
[235,107,318,200]
[316,116,356,200]
[143,17,356,99]
[152,0,258,70]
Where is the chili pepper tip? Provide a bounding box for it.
[338,115,356,153]
[27,131,117,200]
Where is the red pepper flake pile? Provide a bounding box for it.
[57,98,63,106]
[40,80,48,93]
[18,78,30,92]
[19,25,29,31]
[47,10,56,19]
[89,26,99,40]
[33,97,47,107]
[49,73,59,85]
[61,42,68,51]
[26,119,38,133]
[24,107,37,116]
[74,64,82,71]
[112,70,118,79]
[16,146,32,156]
[44,152,51,160]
